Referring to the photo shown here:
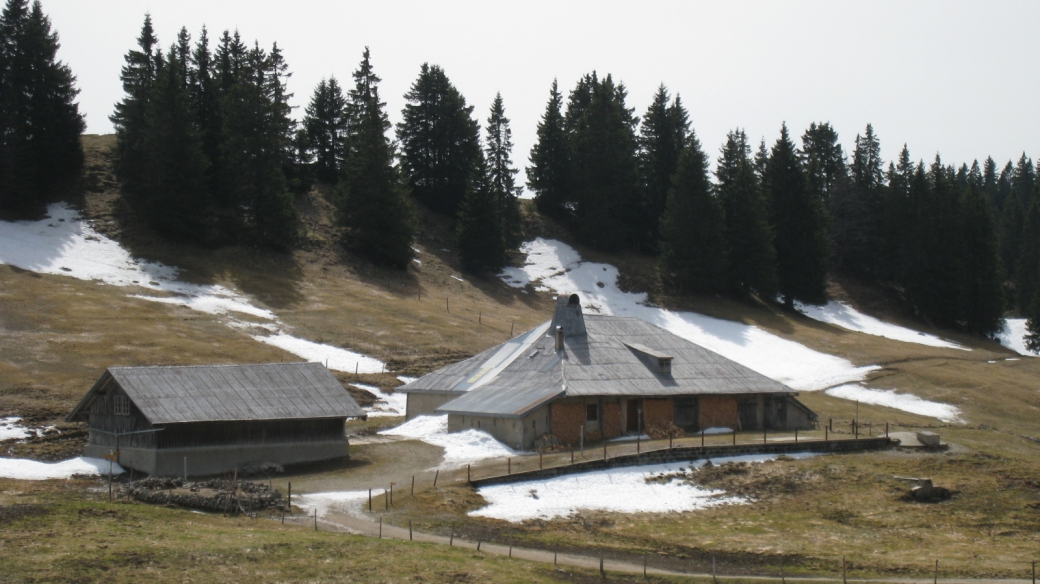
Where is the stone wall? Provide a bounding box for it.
[699,395,738,429]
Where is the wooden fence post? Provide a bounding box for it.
[467,464,471,483]
[313,508,317,531]
[732,430,736,445]
[764,426,767,444]
[368,488,372,511]
[843,556,847,584]
[934,559,938,584]
[409,520,413,541]
[637,435,640,453]
[379,516,382,539]
[701,431,704,448]
[508,458,511,474]
[539,453,543,470]
[384,488,388,510]
[411,475,415,497]
[795,429,798,443]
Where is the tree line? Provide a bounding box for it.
[4,3,1039,349]
[527,76,1039,344]
[0,0,83,212]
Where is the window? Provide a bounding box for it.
[114,395,130,416]
[586,404,599,422]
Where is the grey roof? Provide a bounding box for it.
[422,314,795,418]
[68,362,365,424]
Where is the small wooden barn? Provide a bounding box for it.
[67,362,365,477]
[400,294,817,450]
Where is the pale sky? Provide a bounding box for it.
[47,1,1040,185]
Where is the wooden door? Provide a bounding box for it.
[626,399,641,432]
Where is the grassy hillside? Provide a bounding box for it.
[1,135,1039,579]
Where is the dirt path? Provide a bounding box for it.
[286,511,1032,584]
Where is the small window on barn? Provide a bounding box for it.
[586,404,599,422]
[114,395,130,416]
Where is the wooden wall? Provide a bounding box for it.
[698,395,739,430]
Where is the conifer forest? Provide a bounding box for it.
[3,3,1040,349]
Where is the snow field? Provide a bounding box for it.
[796,300,967,350]
[380,415,519,469]
[0,456,125,480]
[825,385,962,423]
[471,453,818,522]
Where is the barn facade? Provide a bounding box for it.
[400,295,817,450]
[66,362,365,477]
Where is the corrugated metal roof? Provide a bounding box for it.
[422,314,796,417]
[68,362,365,424]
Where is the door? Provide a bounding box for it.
[626,399,642,432]
[673,397,699,433]
[738,400,759,431]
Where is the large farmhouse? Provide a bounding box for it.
[401,294,817,450]
[67,362,365,477]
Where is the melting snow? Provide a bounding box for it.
[825,384,962,423]
[501,238,877,391]
[0,456,125,480]
[0,203,389,415]
[472,453,817,522]
[350,383,406,417]
[294,490,369,518]
[380,415,518,469]
[797,301,967,350]
[998,319,1038,357]
[0,417,33,441]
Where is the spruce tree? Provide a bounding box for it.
[658,132,725,293]
[638,85,689,252]
[304,76,347,183]
[766,123,828,308]
[884,145,914,284]
[527,79,569,221]
[959,162,1005,335]
[136,46,209,240]
[834,123,885,277]
[0,0,84,211]
[484,92,522,248]
[1016,199,1040,312]
[716,130,777,299]
[1025,290,1040,352]
[397,63,481,214]
[566,73,642,251]
[908,157,963,327]
[456,153,506,272]
[111,14,159,203]
[339,47,414,268]
[1000,193,1025,282]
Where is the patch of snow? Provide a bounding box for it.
[397,376,418,384]
[998,319,1038,357]
[693,427,735,435]
[0,204,391,406]
[379,415,518,469]
[294,490,369,518]
[349,383,406,418]
[252,334,383,374]
[450,275,464,282]
[471,453,817,522]
[824,385,962,423]
[412,258,422,266]
[0,417,33,441]
[500,238,877,391]
[608,434,650,442]
[796,301,967,351]
[0,456,125,480]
